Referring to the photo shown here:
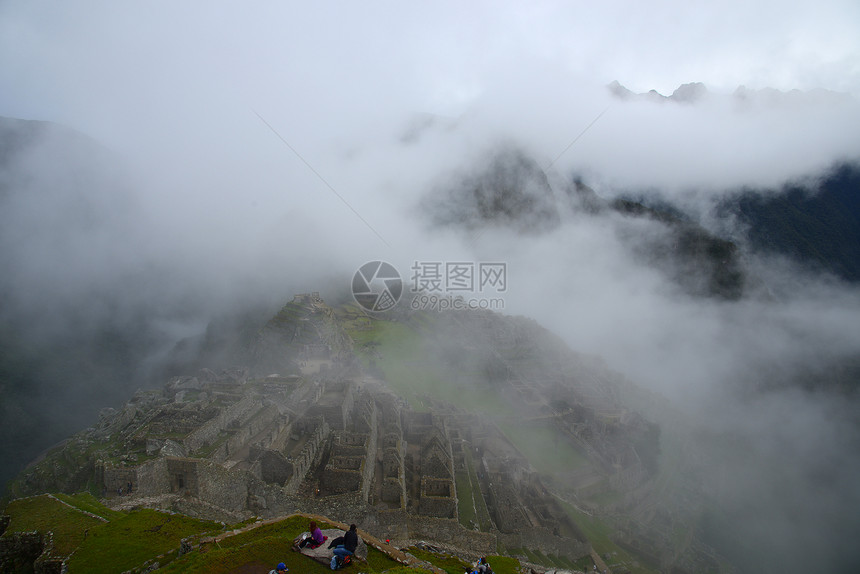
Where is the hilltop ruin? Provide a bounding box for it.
[9,294,671,565]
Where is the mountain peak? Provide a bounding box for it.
[609,80,854,106]
[607,80,709,103]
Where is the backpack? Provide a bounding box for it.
[330,554,352,570]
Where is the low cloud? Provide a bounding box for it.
[1,2,859,570]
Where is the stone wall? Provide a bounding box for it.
[0,531,45,573]
[309,380,354,430]
[370,511,496,553]
[196,461,250,513]
[403,411,433,443]
[166,457,202,494]
[264,415,294,453]
[352,391,377,434]
[498,527,591,560]
[320,459,363,495]
[331,431,368,457]
[381,478,404,505]
[135,458,171,496]
[485,479,530,534]
[419,476,457,518]
[321,430,376,500]
[423,443,453,479]
[103,466,137,494]
[362,410,378,502]
[218,404,282,462]
[608,458,646,491]
[255,448,293,486]
[183,395,260,453]
[283,417,329,493]
[381,433,405,506]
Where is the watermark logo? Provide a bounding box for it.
[352,260,507,313]
[410,262,507,293]
[352,261,403,312]
[409,293,505,312]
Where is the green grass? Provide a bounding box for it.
[3,500,413,574]
[68,509,222,573]
[158,534,315,574]
[495,421,590,475]
[559,501,660,574]
[214,515,328,550]
[519,547,541,564]
[3,493,215,571]
[463,448,493,531]
[573,555,595,571]
[344,315,515,418]
[348,319,444,412]
[531,549,554,567]
[2,494,106,557]
[160,516,405,574]
[194,429,232,458]
[386,569,436,574]
[406,546,472,574]
[53,492,124,521]
[585,488,623,507]
[553,554,577,569]
[483,555,519,574]
[456,470,477,528]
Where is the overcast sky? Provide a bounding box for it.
[2,0,858,198]
[2,0,860,118]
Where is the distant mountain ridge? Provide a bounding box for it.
[425,146,746,299]
[719,162,860,282]
[607,80,855,106]
[608,80,710,104]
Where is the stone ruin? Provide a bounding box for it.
[85,364,591,560]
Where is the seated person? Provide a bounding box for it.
[476,557,492,574]
[294,520,326,550]
[268,562,288,574]
[330,524,359,558]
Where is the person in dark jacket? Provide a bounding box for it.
[331,524,359,559]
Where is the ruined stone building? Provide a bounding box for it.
[84,365,593,560]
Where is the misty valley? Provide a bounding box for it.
[2,88,860,574]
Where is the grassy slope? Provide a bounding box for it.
[494,421,591,475]
[343,309,513,416]
[157,516,412,574]
[559,502,660,574]
[53,492,124,521]
[2,493,222,572]
[3,494,106,557]
[405,548,520,574]
[2,501,412,574]
[463,448,493,530]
